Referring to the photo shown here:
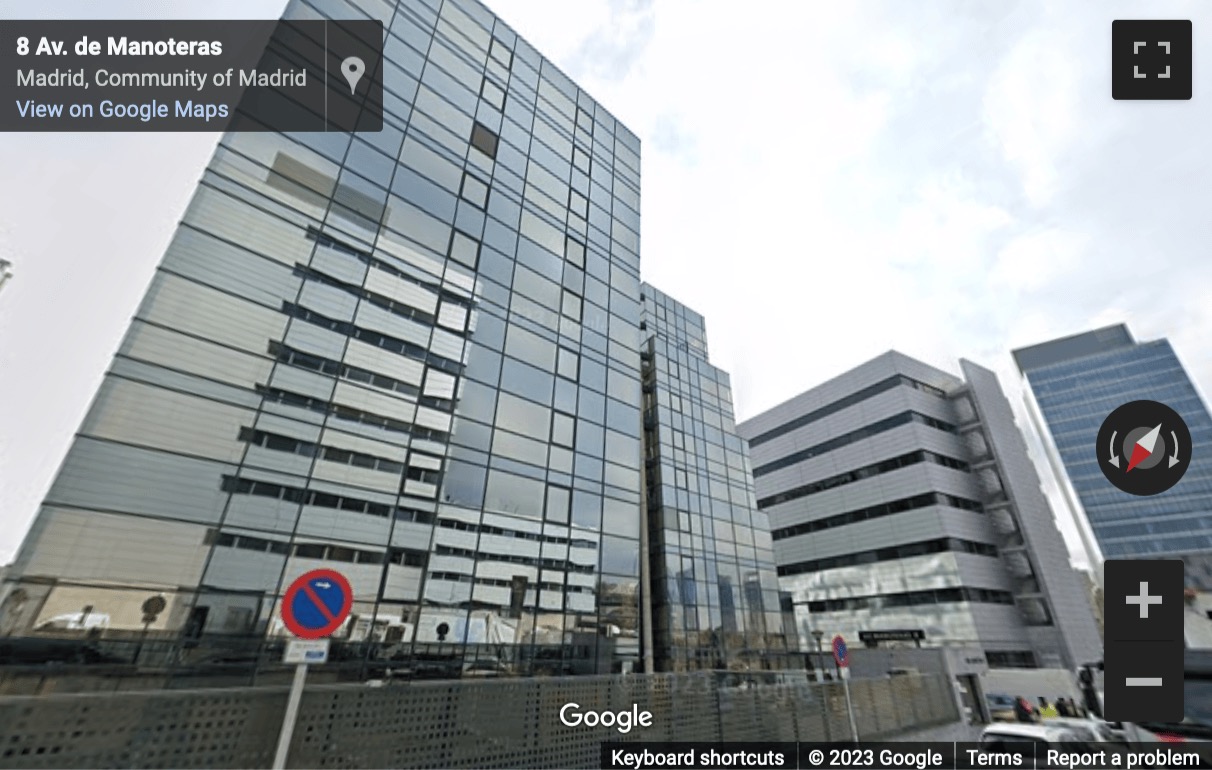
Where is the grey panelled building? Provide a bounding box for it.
[737,352,1102,670]
[639,285,788,671]
[1,0,650,675]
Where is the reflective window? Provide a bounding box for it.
[470,121,499,159]
[504,325,556,370]
[601,535,639,575]
[500,357,554,406]
[489,36,512,67]
[546,485,571,523]
[603,496,639,536]
[573,146,590,174]
[569,190,588,219]
[459,172,489,208]
[563,495,597,536]
[495,391,551,438]
[561,289,582,321]
[551,411,576,448]
[485,469,545,518]
[492,428,548,466]
[480,78,506,111]
[557,347,579,380]
[448,229,480,270]
[565,236,585,269]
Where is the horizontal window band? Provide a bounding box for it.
[753,410,957,477]
[757,450,969,509]
[771,491,984,540]
[778,535,998,577]
[747,376,946,448]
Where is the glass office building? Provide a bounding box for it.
[1014,324,1212,587]
[0,0,648,676]
[639,285,788,671]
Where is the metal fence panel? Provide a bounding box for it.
[0,672,959,769]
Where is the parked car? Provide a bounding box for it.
[462,660,510,678]
[35,612,110,632]
[986,693,1018,722]
[980,723,1098,757]
[1046,717,1128,748]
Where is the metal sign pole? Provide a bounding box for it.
[841,671,859,744]
[272,662,309,770]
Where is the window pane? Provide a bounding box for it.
[552,411,575,447]
[485,469,545,518]
[471,121,500,159]
[571,490,600,529]
[557,347,579,379]
[449,230,480,269]
[480,77,506,111]
[561,290,582,321]
[601,535,638,575]
[565,236,585,268]
[546,484,571,523]
[460,172,489,208]
[569,190,588,218]
[490,37,512,66]
[496,391,551,437]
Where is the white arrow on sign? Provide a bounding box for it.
[1108,430,1120,468]
[314,581,331,589]
[1169,430,1181,468]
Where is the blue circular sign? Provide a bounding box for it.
[282,569,353,639]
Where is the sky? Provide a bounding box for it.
[2,0,1212,569]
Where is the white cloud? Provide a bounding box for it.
[991,227,1089,293]
[982,28,1084,206]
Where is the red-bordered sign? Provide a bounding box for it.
[281,569,353,640]
[832,634,849,667]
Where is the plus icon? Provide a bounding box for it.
[1126,581,1163,619]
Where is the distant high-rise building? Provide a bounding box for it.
[1,0,652,677]
[1014,325,1212,587]
[738,352,1102,670]
[639,285,788,671]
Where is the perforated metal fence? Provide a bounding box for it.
[0,672,957,769]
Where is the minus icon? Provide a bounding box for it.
[1126,677,1163,686]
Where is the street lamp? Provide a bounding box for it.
[810,629,825,682]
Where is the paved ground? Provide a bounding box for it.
[896,720,984,742]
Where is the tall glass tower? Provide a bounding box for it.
[639,285,788,672]
[1014,324,1212,587]
[1,0,648,677]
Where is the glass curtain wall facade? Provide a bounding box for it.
[639,285,788,672]
[0,0,647,677]
[1014,325,1212,587]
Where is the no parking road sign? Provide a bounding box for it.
[281,569,353,639]
[832,635,848,667]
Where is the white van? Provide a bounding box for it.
[36,612,110,632]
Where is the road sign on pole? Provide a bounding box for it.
[832,634,848,667]
[281,568,354,639]
[831,634,860,743]
[274,569,352,770]
[284,638,330,665]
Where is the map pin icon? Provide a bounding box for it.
[341,56,365,95]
